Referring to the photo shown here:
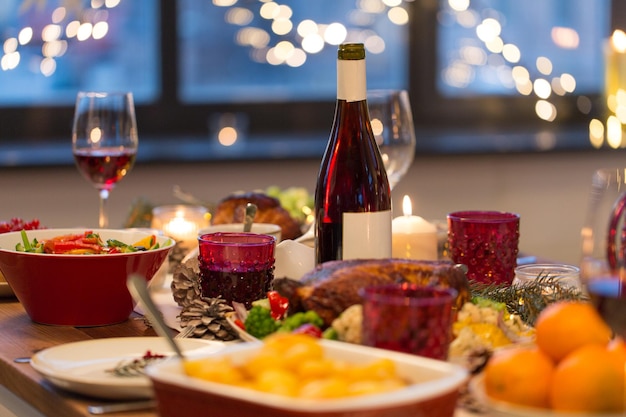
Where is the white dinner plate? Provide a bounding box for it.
[30,337,225,400]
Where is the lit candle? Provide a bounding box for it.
[163,214,198,246]
[392,195,438,260]
[152,205,210,252]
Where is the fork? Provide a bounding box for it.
[174,325,196,339]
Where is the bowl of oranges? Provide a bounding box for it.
[472,300,625,416]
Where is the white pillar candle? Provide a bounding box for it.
[392,195,438,260]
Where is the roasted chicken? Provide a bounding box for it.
[273,259,470,326]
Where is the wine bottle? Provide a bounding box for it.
[314,43,392,264]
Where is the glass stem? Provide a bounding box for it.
[98,189,110,228]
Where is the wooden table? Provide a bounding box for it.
[0,297,159,417]
[0,293,481,417]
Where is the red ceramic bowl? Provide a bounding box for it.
[0,228,174,326]
[146,339,468,417]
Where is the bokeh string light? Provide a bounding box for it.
[441,0,622,149]
[3,0,410,71]
[3,0,618,149]
[1,0,118,76]
[213,0,411,67]
[441,0,580,123]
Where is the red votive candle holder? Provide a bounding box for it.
[447,211,520,285]
[359,284,457,360]
[198,232,276,308]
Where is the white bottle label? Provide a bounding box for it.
[342,210,392,260]
[337,60,366,102]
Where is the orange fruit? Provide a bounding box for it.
[534,301,611,362]
[484,346,554,408]
[550,344,624,413]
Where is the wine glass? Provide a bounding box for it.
[72,92,138,228]
[367,89,416,190]
[580,167,626,338]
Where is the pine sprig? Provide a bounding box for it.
[469,274,587,326]
[106,351,167,377]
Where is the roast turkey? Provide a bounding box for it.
[273,259,470,326]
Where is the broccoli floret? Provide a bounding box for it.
[322,327,339,340]
[279,310,324,333]
[471,296,507,312]
[252,298,270,310]
[244,305,279,339]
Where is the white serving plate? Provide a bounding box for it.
[30,337,225,400]
[225,313,259,342]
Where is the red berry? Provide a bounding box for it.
[291,323,323,338]
[0,218,43,233]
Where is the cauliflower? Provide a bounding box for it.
[450,301,535,359]
[449,326,491,358]
[331,304,363,344]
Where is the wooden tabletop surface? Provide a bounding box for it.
[0,287,487,417]
[0,296,159,417]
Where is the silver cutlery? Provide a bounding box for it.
[126,275,185,360]
[243,203,257,232]
[174,324,196,339]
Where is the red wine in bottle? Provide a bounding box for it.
[314,43,392,264]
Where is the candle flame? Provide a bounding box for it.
[612,29,626,53]
[402,195,413,217]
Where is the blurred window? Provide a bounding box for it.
[177,0,407,104]
[437,0,608,97]
[0,0,614,160]
[0,0,159,105]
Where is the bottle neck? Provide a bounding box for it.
[337,59,366,102]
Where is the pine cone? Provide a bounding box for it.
[167,242,189,273]
[178,297,239,341]
[171,256,201,307]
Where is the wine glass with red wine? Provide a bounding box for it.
[72,92,138,228]
[580,167,626,338]
[367,89,416,190]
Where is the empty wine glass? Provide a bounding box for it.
[580,167,626,338]
[367,89,416,190]
[72,92,138,228]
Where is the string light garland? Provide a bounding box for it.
[5,0,617,148]
[2,0,118,76]
[441,0,620,149]
[212,0,411,67]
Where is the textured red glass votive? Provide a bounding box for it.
[359,284,457,360]
[198,232,275,308]
[447,211,520,285]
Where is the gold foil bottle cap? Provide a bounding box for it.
[338,43,365,60]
